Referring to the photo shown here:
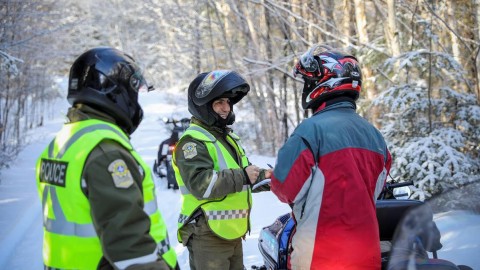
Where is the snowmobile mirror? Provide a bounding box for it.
[393,185,412,200]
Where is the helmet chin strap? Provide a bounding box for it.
[226,111,235,125]
[214,111,235,128]
[301,80,316,110]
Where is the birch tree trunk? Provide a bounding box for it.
[386,0,401,57]
[341,0,353,47]
[446,1,461,64]
[354,0,369,45]
[354,0,376,100]
[318,0,330,43]
[475,0,480,102]
[290,0,304,126]
[353,0,381,127]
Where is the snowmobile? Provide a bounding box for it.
[152,117,190,189]
[251,181,473,270]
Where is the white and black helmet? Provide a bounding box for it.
[187,70,249,127]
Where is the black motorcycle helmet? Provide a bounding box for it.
[67,47,148,134]
[188,70,250,127]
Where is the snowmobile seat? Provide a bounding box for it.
[376,199,424,241]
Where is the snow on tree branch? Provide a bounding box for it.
[0,50,23,75]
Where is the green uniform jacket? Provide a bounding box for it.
[173,118,252,241]
[36,105,177,270]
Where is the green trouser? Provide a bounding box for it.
[179,215,244,270]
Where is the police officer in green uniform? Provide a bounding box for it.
[173,70,272,270]
[36,47,178,270]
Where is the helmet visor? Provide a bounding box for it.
[95,67,150,94]
[299,44,337,73]
[136,63,156,92]
[299,45,320,73]
[129,71,150,92]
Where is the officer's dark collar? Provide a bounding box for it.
[67,103,118,124]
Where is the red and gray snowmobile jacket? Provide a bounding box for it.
[271,101,392,270]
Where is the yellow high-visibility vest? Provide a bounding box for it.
[36,119,177,269]
[174,124,251,240]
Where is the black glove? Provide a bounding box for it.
[251,169,271,192]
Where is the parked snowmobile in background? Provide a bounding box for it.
[252,181,473,270]
[152,117,190,189]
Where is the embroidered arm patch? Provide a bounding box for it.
[108,159,134,188]
[183,142,198,159]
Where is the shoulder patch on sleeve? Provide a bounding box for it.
[108,159,134,189]
[182,142,198,159]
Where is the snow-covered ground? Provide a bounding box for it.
[0,90,478,269]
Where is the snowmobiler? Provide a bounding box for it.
[252,181,473,270]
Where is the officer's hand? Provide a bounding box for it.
[263,168,273,179]
[244,165,260,184]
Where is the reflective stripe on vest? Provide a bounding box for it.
[114,237,171,269]
[41,185,159,238]
[179,184,249,196]
[47,123,130,159]
[37,119,177,269]
[174,124,251,240]
[42,186,97,237]
[205,209,249,220]
[186,125,229,170]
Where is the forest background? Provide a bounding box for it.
[1,0,479,209]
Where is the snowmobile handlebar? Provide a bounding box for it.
[163,117,190,128]
[385,180,414,189]
[378,180,414,200]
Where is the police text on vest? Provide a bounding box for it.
[40,159,68,187]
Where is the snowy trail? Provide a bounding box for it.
[0,115,65,269]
